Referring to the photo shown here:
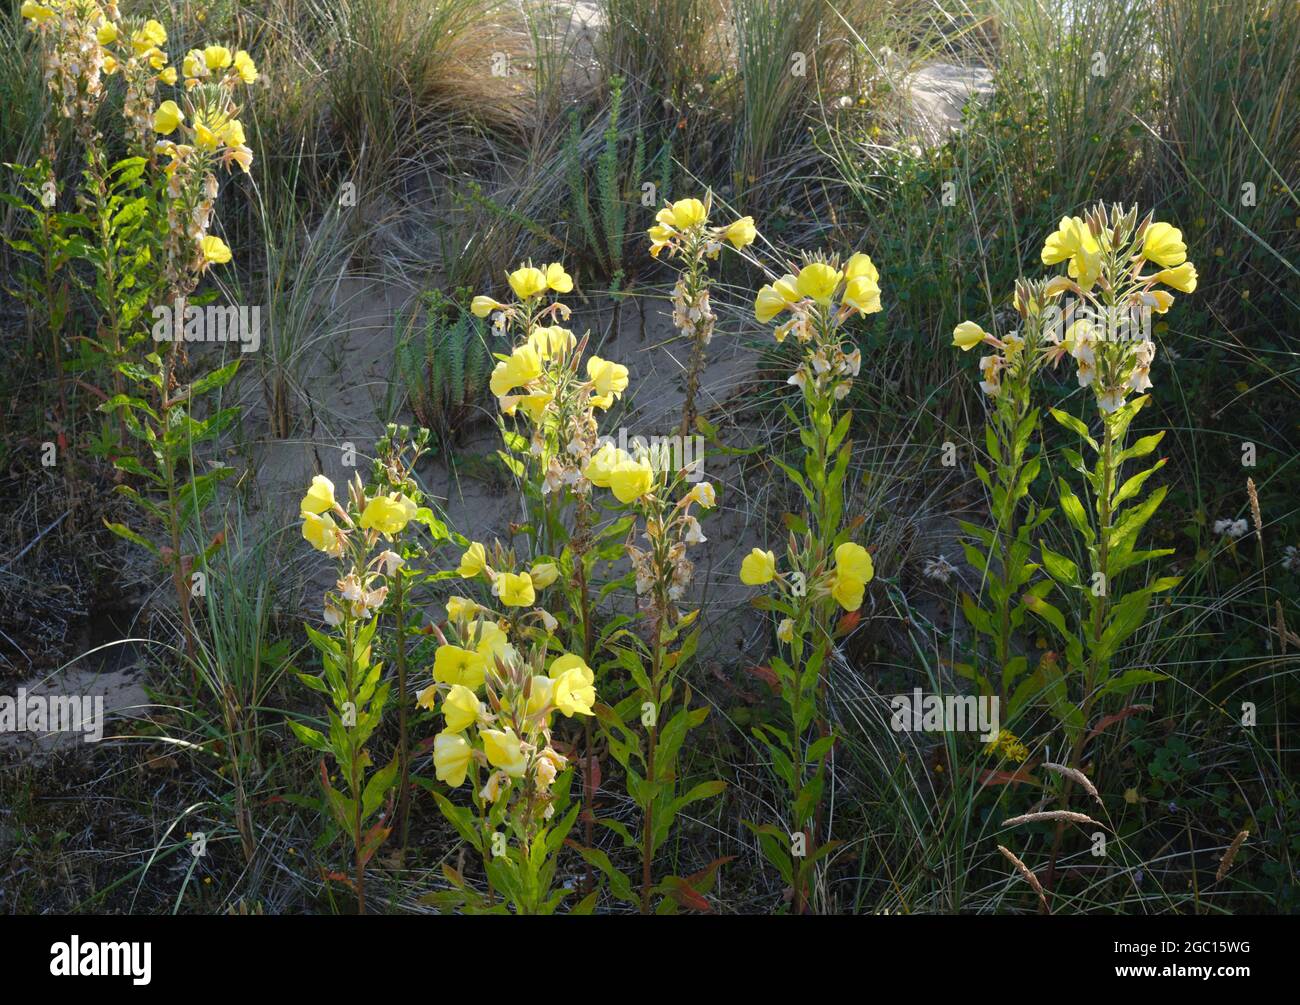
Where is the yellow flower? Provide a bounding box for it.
[301,512,341,553]
[776,617,795,643]
[608,454,654,503]
[103,55,119,74]
[755,284,791,324]
[473,622,512,665]
[647,224,675,256]
[740,548,777,585]
[843,275,881,314]
[300,474,335,515]
[587,355,629,409]
[724,216,757,249]
[20,2,56,22]
[182,49,205,79]
[545,262,573,293]
[830,573,865,611]
[200,235,232,265]
[1142,221,1186,268]
[507,265,548,300]
[433,731,472,787]
[458,542,488,578]
[471,295,506,317]
[844,252,879,284]
[433,644,487,689]
[527,325,576,360]
[1041,216,1085,265]
[835,542,874,583]
[526,674,555,719]
[140,19,166,47]
[221,119,246,147]
[794,263,842,304]
[153,100,184,134]
[441,684,482,733]
[664,198,707,229]
[685,481,716,508]
[549,654,596,717]
[358,492,417,536]
[490,344,542,398]
[233,50,258,84]
[952,320,988,351]
[500,390,552,421]
[1154,262,1197,293]
[497,571,535,607]
[445,595,478,622]
[584,442,621,487]
[158,66,177,85]
[97,23,118,45]
[481,728,527,777]
[530,562,559,588]
[204,45,233,71]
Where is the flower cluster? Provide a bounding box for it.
[646,196,756,262]
[984,729,1030,763]
[618,472,715,617]
[96,16,176,151]
[149,44,257,291]
[474,262,631,496]
[741,539,874,640]
[753,253,881,398]
[955,205,1198,414]
[299,473,416,623]
[420,604,595,822]
[21,0,115,131]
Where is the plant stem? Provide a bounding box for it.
[393,569,411,854]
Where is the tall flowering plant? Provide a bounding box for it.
[740,252,882,912]
[427,540,598,913]
[957,204,1197,894]
[293,472,420,912]
[580,446,727,913]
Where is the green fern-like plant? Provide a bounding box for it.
[393,290,492,449]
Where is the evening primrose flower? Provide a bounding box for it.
[830,572,865,611]
[433,731,472,787]
[473,622,512,665]
[490,344,542,397]
[795,263,843,304]
[527,325,576,360]
[835,542,874,584]
[458,542,488,578]
[545,262,573,293]
[301,512,342,554]
[1142,222,1186,268]
[529,562,559,589]
[233,50,258,84]
[433,644,487,688]
[525,674,555,720]
[445,595,479,622]
[300,475,336,515]
[724,216,757,249]
[20,2,56,22]
[842,273,881,314]
[97,23,118,45]
[1153,262,1197,293]
[481,728,527,777]
[952,320,989,351]
[740,548,777,585]
[587,356,629,408]
[153,100,184,134]
[584,441,621,487]
[496,571,535,607]
[358,492,417,536]
[685,481,716,508]
[203,45,233,70]
[755,284,792,324]
[200,235,232,265]
[507,265,548,300]
[608,453,654,503]
[549,654,596,717]
[776,617,795,643]
[661,198,707,230]
[441,684,482,732]
[471,295,506,317]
